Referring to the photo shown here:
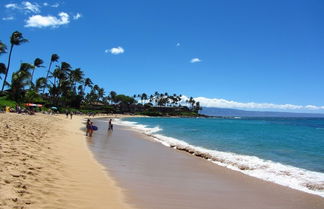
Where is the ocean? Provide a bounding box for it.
[115,117,324,197]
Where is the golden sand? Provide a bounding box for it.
[0,113,133,209]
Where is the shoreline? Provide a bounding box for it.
[0,113,133,209]
[87,118,324,209]
[114,117,324,198]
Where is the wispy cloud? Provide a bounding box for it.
[73,13,82,20]
[184,96,324,111]
[5,1,40,13]
[176,43,180,47]
[22,1,40,13]
[190,58,202,63]
[43,2,60,7]
[25,12,70,28]
[105,46,125,55]
[2,16,14,21]
[5,3,19,9]
[51,3,60,8]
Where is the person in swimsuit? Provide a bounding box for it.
[86,119,92,136]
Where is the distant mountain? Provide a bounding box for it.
[200,107,324,118]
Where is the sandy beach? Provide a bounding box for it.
[1,113,324,209]
[0,113,132,209]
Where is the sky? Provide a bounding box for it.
[1,0,324,113]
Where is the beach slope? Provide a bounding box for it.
[0,113,132,209]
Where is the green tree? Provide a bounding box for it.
[35,77,46,93]
[0,63,6,80]
[110,91,117,103]
[1,31,28,92]
[0,41,7,55]
[30,58,44,87]
[43,54,59,93]
[83,77,93,92]
[69,68,84,92]
[0,41,6,81]
[8,64,32,101]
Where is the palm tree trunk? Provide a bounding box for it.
[42,61,52,94]
[1,44,13,92]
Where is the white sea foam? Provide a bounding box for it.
[115,119,324,198]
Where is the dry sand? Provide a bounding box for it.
[0,113,133,209]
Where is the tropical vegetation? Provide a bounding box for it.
[0,31,201,116]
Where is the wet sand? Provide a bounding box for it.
[88,118,324,209]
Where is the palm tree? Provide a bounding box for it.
[35,77,46,93]
[70,68,84,87]
[1,31,28,92]
[110,91,117,104]
[0,41,6,81]
[31,58,44,86]
[98,88,105,101]
[8,65,31,101]
[43,54,59,93]
[83,77,93,92]
[0,63,6,80]
[0,41,7,55]
[141,93,147,104]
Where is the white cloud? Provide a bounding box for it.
[183,96,324,111]
[2,16,14,21]
[51,3,60,8]
[190,58,202,63]
[176,43,180,47]
[105,46,125,55]
[22,1,40,13]
[73,13,82,20]
[5,3,19,9]
[5,2,40,13]
[43,2,49,6]
[25,12,70,28]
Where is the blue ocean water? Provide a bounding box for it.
[117,117,324,197]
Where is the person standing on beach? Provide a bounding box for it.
[70,111,73,119]
[86,119,94,136]
[108,119,113,131]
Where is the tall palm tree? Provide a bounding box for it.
[35,77,46,93]
[1,31,28,92]
[83,77,93,92]
[98,88,105,101]
[70,68,84,88]
[31,58,44,85]
[43,54,59,93]
[110,91,117,104]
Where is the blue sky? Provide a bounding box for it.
[1,0,324,112]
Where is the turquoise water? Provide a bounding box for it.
[117,117,324,197]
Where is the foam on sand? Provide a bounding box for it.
[115,119,324,198]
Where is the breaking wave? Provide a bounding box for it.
[115,119,324,198]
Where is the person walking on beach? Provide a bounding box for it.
[70,111,73,119]
[108,119,113,131]
[65,110,69,118]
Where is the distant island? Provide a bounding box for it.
[200,107,324,118]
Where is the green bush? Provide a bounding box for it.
[0,96,17,108]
